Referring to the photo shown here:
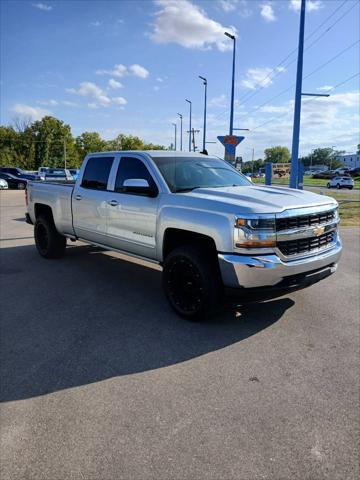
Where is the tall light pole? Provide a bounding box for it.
[330,145,337,170]
[172,122,177,151]
[199,76,207,153]
[290,0,306,189]
[224,31,236,136]
[177,113,183,151]
[185,99,192,152]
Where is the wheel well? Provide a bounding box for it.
[163,228,218,261]
[34,203,53,221]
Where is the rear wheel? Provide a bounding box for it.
[336,184,340,189]
[163,245,222,321]
[327,183,331,189]
[349,186,353,190]
[17,182,26,190]
[34,214,66,259]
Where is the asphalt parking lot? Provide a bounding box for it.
[1,190,359,480]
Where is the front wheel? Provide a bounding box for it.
[162,245,222,321]
[34,214,66,259]
[336,184,340,189]
[17,182,26,190]
[327,183,331,189]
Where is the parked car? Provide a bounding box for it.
[26,151,342,321]
[0,167,36,180]
[0,178,8,189]
[312,171,335,179]
[41,168,73,181]
[0,172,27,189]
[327,176,354,190]
[349,167,360,178]
[334,168,350,175]
[69,168,80,180]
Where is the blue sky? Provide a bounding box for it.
[1,0,359,160]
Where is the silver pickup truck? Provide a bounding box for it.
[26,151,342,320]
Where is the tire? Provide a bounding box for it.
[34,214,66,259]
[336,184,340,189]
[349,186,353,190]
[162,245,222,321]
[327,183,331,189]
[17,182,26,190]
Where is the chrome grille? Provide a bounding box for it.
[276,210,336,232]
[278,232,335,257]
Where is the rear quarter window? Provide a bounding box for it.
[81,156,114,190]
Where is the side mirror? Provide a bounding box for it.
[122,178,157,197]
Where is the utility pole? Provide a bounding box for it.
[252,147,255,176]
[63,137,67,169]
[199,76,207,153]
[185,99,192,152]
[187,128,200,152]
[172,123,177,150]
[289,0,306,189]
[225,32,236,136]
[177,113,183,151]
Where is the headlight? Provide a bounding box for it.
[234,216,276,248]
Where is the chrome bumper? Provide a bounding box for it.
[218,238,342,289]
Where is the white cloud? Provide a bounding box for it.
[129,64,149,79]
[108,78,123,89]
[66,81,128,107]
[260,4,276,22]
[209,94,227,108]
[96,64,127,77]
[62,100,78,107]
[112,97,128,106]
[154,86,160,92]
[96,63,149,79]
[219,0,237,12]
[316,85,333,92]
[241,66,285,90]
[90,21,102,27]
[32,3,52,11]
[149,0,237,52]
[156,77,164,82]
[289,0,323,13]
[11,104,51,120]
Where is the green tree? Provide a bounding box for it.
[30,116,76,169]
[357,144,360,154]
[300,148,345,169]
[264,146,291,164]
[75,132,106,162]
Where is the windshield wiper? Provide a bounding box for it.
[175,187,197,193]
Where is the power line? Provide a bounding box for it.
[213,0,358,121]
[251,72,360,132]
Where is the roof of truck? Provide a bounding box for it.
[89,151,212,158]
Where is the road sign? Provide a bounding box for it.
[217,135,245,162]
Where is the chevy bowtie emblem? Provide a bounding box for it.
[314,226,325,237]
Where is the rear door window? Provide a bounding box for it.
[81,156,114,190]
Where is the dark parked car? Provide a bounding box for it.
[0,172,27,189]
[0,167,36,180]
[349,167,360,178]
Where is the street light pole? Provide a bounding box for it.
[225,32,236,135]
[199,76,207,153]
[185,99,192,152]
[172,123,177,151]
[177,113,183,151]
[330,145,337,170]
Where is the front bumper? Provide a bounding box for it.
[218,238,342,290]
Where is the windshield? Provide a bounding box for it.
[152,156,252,192]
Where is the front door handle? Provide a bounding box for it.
[108,200,119,207]
[75,194,82,201]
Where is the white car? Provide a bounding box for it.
[0,178,8,189]
[327,176,354,190]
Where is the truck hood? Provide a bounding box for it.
[182,185,336,214]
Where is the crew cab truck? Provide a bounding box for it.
[26,151,342,320]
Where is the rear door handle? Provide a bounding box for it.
[75,194,82,201]
[108,200,119,207]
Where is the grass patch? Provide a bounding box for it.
[338,202,360,227]
[252,177,360,189]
